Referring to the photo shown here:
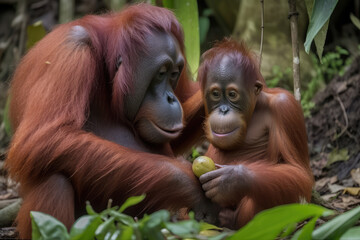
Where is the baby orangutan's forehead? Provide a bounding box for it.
[206,56,246,89]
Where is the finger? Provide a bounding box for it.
[202,177,221,191]
[215,163,225,168]
[205,187,218,199]
[199,169,223,184]
[219,208,235,217]
[212,195,226,205]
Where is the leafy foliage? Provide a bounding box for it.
[31,195,223,240]
[266,65,292,90]
[31,194,360,240]
[301,46,351,117]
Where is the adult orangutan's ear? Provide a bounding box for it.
[254,80,263,96]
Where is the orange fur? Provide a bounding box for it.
[5,4,205,238]
[199,39,314,228]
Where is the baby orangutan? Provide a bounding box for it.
[197,39,313,229]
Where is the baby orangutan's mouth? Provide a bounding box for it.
[212,127,239,137]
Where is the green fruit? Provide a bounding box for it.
[192,156,216,177]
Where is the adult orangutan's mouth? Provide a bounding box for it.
[150,120,183,138]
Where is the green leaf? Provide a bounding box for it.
[340,226,360,240]
[191,147,200,160]
[69,215,102,240]
[304,0,338,54]
[139,210,170,240]
[149,210,171,223]
[163,0,200,79]
[199,16,210,44]
[228,204,333,240]
[280,223,297,238]
[119,194,146,213]
[199,222,222,231]
[291,217,317,240]
[26,21,47,50]
[208,232,232,240]
[120,226,134,240]
[313,205,360,240]
[165,219,201,238]
[110,230,121,240]
[350,13,360,30]
[327,148,349,166]
[31,211,70,240]
[85,201,98,215]
[95,216,115,239]
[109,210,135,225]
[304,0,329,60]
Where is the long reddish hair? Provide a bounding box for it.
[197,38,265,91]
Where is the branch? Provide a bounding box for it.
[59,0,75,24]
[259,0,264,69]
[288,0,301,102]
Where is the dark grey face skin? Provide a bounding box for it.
[123,32,185,144]
[203,55,263,150]
[204,55,252,116]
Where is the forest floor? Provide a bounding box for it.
[0,58,359,239]
[306,57,360,212]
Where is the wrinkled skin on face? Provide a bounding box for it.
[123,32,185,144]
[203,55,262,150]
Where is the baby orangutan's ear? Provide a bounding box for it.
[254,81,263,96]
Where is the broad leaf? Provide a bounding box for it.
[26,21,47,50]
[304,0,338,54]
[139,210,170,240]
[312,205,360,240]
[229,204,333,240]
[69,215,102,240]
[340,226,360,240]
[327,148,349,166]
[163,0,200,79]
[119,226,134,240]
[291,217,317,240]
[85,201,97,215]
[350,13,360,30]
[199,222,222,231]
[119,194,146,213]
[165,219,201,238]
[110,210,135,225]
[31,211,69,240]
[95,216,115,238]
[304,0,330,60]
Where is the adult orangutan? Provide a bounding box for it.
[197,39,314,229]
[5,4,214,238]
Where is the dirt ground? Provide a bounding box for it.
[306,57,360,212]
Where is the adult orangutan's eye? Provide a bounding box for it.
[157,66,167,78]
